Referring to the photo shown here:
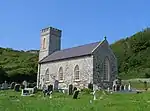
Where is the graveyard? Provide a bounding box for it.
[0,79,150,111]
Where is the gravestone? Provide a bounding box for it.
[116,85,120,91]
[144,81,148,91]
[48,85,53,92]
[73,87,77,92]
[107,87,110,92]
[14,84,20,92]
[10,82,15,89]
[21,88,35,96]
[128,82,131,91]
[68,84,73,95]
[73,90,79,99]
[113,85,116,91]
[2,81,8,90]
[22,80,28,88]
[33,86,38,93]
[54,80,59,91]
[120,85,124,91]
[88,83,93,90]
[124,85,128,91]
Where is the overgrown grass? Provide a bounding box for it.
[0,90,150,111]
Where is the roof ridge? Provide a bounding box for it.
[59,41,100,52]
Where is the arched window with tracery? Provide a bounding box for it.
[42,38,46,49]
[59,67,63,81]
[45,68,49,82]
[103,57,110,81]
[74,65,79,80]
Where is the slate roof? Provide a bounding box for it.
[39,41,102,63]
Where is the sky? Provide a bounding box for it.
[0,0,150,51]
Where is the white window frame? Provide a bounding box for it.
[59,67,63,82]
[74,65,80,81]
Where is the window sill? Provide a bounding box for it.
[45,81,50,83]
[59,80,64,83]
[74,80,80,82]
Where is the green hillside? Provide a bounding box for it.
[111,28,150,79]
[0,28,150,83]
[0,48,38,83]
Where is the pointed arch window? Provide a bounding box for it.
[43,38,46,49]
[59,67,63,81]
[103,57,110,81]
[45,68,49,82]
[74,65,80,81]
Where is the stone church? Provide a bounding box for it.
[37,27,118,90]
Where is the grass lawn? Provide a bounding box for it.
[0,90,150,111]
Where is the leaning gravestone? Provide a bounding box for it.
[14,84,20,92]
[68,84,73,95]
[73,90,79,99]
[10,82,15,89]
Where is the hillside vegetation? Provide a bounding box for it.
[111,28,150,79]
[0,48,38,83]
[0,28,150,83]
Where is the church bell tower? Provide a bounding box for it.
[39,27,62,61]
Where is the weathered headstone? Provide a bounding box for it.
[128,82,131,91]
[124,84,128,91]
[22,80,28,88]
[120,85,124,91]
[54,80,59,91]
[33,86,38,93]
[21,88,35,96]
[73,90,79,99]
[73,87,77,92]
[116,85,120,91]
[144,81,148,91]
[14,84,20,92]
[48,85,53,92]
[88,83,93,90]
[10,82,15,89]
[68,84,73,95]
[2,81,8,90]
[113,85,116,91]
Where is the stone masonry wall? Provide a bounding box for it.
[93,40,118,90]
[38,55,93,89]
